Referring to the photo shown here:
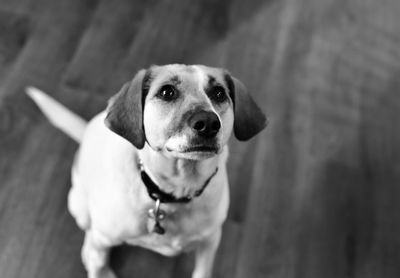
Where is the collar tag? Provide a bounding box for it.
[147,199,166,234]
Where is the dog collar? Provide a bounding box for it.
[138,159,218,204]
[138,159,218,234]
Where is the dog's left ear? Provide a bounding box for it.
[225,74,268,141]
[105,69,148,149]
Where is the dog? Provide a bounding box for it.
[27,64,267,278]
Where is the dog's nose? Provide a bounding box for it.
[189,111,221,138]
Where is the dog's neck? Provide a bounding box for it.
[137,144,220,199]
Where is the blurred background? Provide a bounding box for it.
[1,0,400,277]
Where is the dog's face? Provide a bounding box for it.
[142,65,234,160]
[105,64,267,160]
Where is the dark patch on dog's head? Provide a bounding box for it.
[207,75,217,87]
[169,75,182,86]
[204,74,228,103]
[224,73,267,141]
[105,69,150,149]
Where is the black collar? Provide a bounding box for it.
[138,160,218,204]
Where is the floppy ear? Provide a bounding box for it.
[105,69,148,149]
[225,74,268,141]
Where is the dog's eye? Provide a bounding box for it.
[209,86,227,103]
[157,85,178,101]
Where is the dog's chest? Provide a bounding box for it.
[126,231,198,256]
[124,202,218,256]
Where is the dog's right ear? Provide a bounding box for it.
[225,74,267,141]
[105,69,148,149]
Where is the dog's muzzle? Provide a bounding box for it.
[189,111,221,138]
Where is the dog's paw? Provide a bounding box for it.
[96,267,117,278]
[86,267,117,278]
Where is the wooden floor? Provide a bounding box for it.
[1,0,400,277]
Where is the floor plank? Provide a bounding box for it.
[62,0,156,95]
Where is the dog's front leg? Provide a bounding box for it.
[82,230,116,278]
[192,228,222,278]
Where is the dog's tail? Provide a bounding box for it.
[26,87,87,143]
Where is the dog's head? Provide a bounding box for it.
[105,64,267,160]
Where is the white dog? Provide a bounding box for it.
[27,64,266,278]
